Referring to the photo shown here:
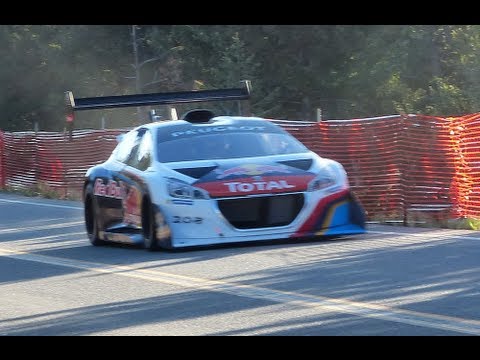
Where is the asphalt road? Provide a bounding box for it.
[1,192,480,336]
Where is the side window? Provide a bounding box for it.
[113,130,139,163]
[126,128,153,171]
[132,130,153,171]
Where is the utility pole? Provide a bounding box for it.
[129,25,183,123]
[131,25,141,94]
[131,25,144,123]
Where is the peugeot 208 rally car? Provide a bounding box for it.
[67,82,365,250]
[83,115,365,250]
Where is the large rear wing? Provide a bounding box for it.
[65,80,251,121]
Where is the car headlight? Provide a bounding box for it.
[166,178,210,200]
[307,163,348,192]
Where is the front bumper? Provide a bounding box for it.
[157,188,366,248]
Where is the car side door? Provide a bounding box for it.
[118,128,154,229]
[94,129,142,230]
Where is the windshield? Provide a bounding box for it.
[156,132,309,163]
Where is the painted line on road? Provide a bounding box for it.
[0,221,84,234]
[369,230,480,241]
[1,197,478,241]
[2,197,479,241]
[1,247,480,335]
[0,198,82,210]
[0,233,88,249]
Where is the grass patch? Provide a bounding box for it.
[445,218,480,230]
[0,183,80,201]
[368,210,480,230]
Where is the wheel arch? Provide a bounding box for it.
[140,191,173,250]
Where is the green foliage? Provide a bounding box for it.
[445,218,480,230]
[0,25,132,131]
[466,218,480,230]
[2,25,480,131]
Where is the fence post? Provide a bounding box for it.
[316,108,322,122]
[0,131,5,189]
[33,132,37,191]
[400,114,408,226]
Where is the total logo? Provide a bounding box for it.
[224,180,295,193]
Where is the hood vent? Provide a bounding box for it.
[277,158,313,171]
[172,166,218,179]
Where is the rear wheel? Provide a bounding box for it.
[84,186,106,246]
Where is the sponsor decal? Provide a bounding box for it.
[216,164,291,179]
[173,216,203,224]
[93,178,142,227]
[194,174,316,197]
[122,186,142,226]
[171,126,265,137]
[94,178,125,199]
[224,180,295,193]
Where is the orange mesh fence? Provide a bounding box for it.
[275,115,465,222]
[1,114,480,222]
[1,129,123,199]
[275,116,407,220]
[400,115,456,222]
[443,112,480,219]
[0,131,5,188]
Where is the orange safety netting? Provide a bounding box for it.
[0,130,123,200]
[0,131,4,189]
[275,114,479,221]
[1,113,480,222]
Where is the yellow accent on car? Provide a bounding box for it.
[315,200,349,236]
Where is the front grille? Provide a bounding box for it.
[217,193,304,229]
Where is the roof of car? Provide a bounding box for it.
[141,116,280,131]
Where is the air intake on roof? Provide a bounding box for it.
[182,109,216,123]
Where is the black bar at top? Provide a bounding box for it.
[69,86,250,111]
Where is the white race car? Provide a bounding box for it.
[67,83,366,250]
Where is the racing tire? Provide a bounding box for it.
[84,185,106,246]
[143,198,171,251]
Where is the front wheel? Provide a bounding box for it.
[143,199,171,251]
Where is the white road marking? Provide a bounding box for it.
[0,221,84,234]
[2,195,480,334]
[369,230,480,241]
[1,247,480,335]
[0,198,82,210]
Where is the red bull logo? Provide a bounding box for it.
[122,186,142,226]
[94,179,125,199]
[216,164,290,179]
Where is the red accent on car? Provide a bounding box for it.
[195,174,316,197]
[291,189,350,237]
